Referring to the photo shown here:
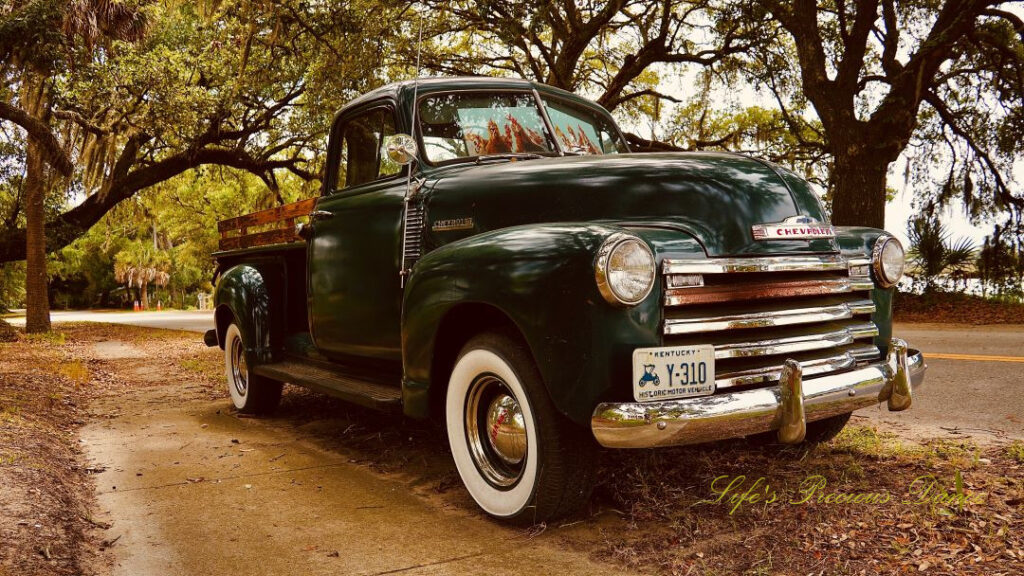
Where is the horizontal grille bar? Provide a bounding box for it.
[713,322,878,359]
[664,299,876,335]
[665,277,874,306]
[716,344,880,389]
[663,254,848,275]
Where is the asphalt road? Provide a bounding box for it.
[10,310,1022,440]
[5,309,214,333]
[860,323,1024,442]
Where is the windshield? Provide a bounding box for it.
[542,97,628,155]
[418,92,557,163]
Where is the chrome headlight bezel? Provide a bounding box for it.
[872,235,905,288]
[595,233,656,306]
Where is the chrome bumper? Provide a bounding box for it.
[591,338,926,449]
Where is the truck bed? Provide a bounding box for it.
[216,198,315,252]
[214,199,314,337]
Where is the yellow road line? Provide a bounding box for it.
[927,352,1024,363]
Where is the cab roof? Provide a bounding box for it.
[336,76,606,120]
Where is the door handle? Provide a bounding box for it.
[310,210,333,220]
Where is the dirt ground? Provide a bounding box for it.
[1,324,1022,575]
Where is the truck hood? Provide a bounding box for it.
[424,152,838,256]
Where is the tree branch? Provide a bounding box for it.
[923,90,1015,206]
[0,101,73,176]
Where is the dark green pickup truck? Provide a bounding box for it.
[207,76,926,522]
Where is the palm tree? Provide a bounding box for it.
[2,0,148,332]
[907,216,976,293]
[114,243,170,309]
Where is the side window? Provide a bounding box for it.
[335,108,400,190]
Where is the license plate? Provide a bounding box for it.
[632,345,716,402]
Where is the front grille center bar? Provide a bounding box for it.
[664,300,876,335]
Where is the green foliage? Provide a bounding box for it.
[666,95,829,187]
[0,262,25,311]
[906,215,976,293]
[976,223,1024,299]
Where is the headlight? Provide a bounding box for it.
[595,234,655,306]
[872,235,905,288]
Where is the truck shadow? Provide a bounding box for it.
[262,384,877,521]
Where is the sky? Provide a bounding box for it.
[640,61,1021,251]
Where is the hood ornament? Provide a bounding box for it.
[752,215,834,240]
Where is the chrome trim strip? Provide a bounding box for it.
[712,323,879,360]
[591,344,926,449]
[532,88,563,156]
[662,254,848,275]
[663,299,876,335]
[664,277,874,306]
[715,349,863,389]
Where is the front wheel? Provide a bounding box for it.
[223,323,282,414]
[446,332,597,523]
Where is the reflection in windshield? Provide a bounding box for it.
[419,93,556,163]
[543,98,628,155]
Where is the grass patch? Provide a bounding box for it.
[56,360,90,386]
[21,330,66,345]
[1006,440,1024,463]
[179,358,207,373]
[830,424,920,459]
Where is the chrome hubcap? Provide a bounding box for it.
[486,394,527,465]
[465,375,527,488]
[230,336,248,397]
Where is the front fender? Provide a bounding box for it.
[402,223,666,425]
[213,263,281,365]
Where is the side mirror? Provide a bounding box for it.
[385,133,418,165]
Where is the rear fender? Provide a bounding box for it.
[213,263,285,365]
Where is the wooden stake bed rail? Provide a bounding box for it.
[217,198,316,251]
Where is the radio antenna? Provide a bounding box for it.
[409,12,423,164]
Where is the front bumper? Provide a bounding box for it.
[591,338,926,449]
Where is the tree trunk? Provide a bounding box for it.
[829,154,889,229]
[24,134,51,333]
[21,77,53,333]
[140,282,149,310]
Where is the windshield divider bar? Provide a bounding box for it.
[532,88,564,156]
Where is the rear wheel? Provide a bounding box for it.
[223,323,282,414]
[445,332,597,523]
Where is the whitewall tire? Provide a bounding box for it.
[446,332,597,523]
[223,323,282,414]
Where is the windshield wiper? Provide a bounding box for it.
[474,152,545,164]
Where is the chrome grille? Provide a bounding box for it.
[662,255,879,391]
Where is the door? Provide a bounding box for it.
[308,104,406,362]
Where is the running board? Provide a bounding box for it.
[251,360,402,412]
